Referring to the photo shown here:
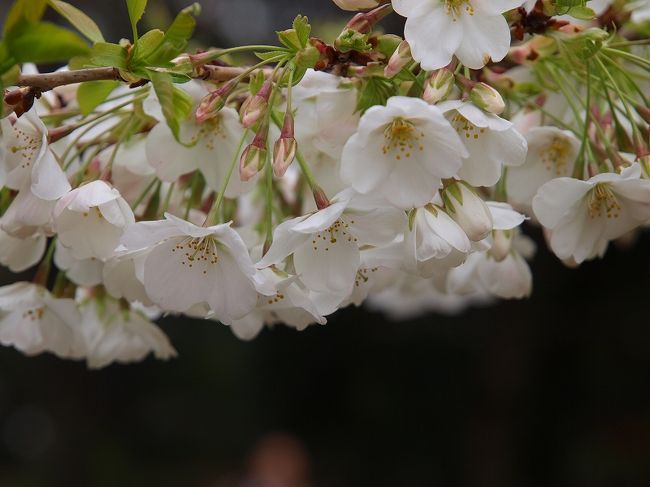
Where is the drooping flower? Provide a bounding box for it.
[506,126,580,211]
[53,181,135,261]
[77,295,176,369]
[532,164,650,263]
[146,93,254,197]
[257,190,407,304]
[0,229,46,272]
[121,213,261,322]
[439,100,527,187]
[0,282,83,358]
[392,0,526,70]
[340,96,467,209]
[53,240,104,287]
[441,180,494,241]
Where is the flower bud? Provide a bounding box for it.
[489,230,513,262]
[344,3,393,34]
[332,0,383,11]
[196,82,234,123]
[422,69,454,104]
[384,40,412,78]
[273,112,297,177]
[240,80,272,128]
[469,83,505,115]
[313,186,330,210]
[442,181,493,242]
[240,123,268,182]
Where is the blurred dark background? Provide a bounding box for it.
[2,1,650,486]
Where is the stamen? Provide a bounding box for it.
[382,118,425,161]
[445,0,474,20]
[588,183,621,219]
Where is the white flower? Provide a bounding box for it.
[121,213,260,322]
[0,229,46,272]
[102,250,154,306]
[258,191,407,303]
[54,181,134,260]
[532,164,650,263]
[0,282,83,358]
[392,0,525,70]
[507,127,580,210]
[102,136,156,206]
[293,70,359,164]
[77,297,176,369]
[404,205,471,277]
[1,109,71,200]
[229,269,326,340]
[439,101,527,187]
[340,96,466,209]
[146,101,254,197]
[53,240,104,286]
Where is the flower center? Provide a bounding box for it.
[451,113,485,140]
[355,267,378,287]
[10,127,40,169]
[445,0,474,19]
[311,219,357,252]
[22,307,45,321]
[588,183,621,219]
[382,118,425,161]
[171,236,220,274]
[540,137,572,175]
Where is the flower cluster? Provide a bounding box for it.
[0,0,649,366]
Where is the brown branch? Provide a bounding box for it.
[16,67,123,91]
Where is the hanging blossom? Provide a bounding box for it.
[532,164,650,264]
[392,0,526,70]
[0,0,648,364]
[340,96,467,209]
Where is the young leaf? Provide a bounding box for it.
[148,70,193,142]
[4,0,48,35]
[126,0,147,41]
[88,42,128,69]
[130,29,165,66]
[48,0,105,43]
[77,80,119,116]
[143,3,201,66]
[6,20,90,64]
[292,15,311,47]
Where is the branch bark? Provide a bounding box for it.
[16,67,122,91]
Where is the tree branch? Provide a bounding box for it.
[16,67,122,91]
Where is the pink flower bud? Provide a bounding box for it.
[384,40,411,78]
[195,82,234,123]
[240,123,268,181]
[313,186,330,210]
[240,80,272,128]
[345,3,393,33]
[273,112,297,177]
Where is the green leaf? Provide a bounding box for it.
[148,70,193,142]
[255,50,290,62]
[5,20,90,64]
[143,3,200,66]
[88,42,128,68]
[77,80,119,115]
[567,6,596,19]
[292,15,311,47]
[126,0,147,40]
[277,29,302,51]
[130,28,165,66]
[48,0,105,43]
[4,0,48,35]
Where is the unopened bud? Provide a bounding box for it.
[442,181,493,242]
[196,82,234,123]
[384,40,411,78]
[273,112,297,177]
[313,186,330,210]
[332,0,383,11]
[469,82,506,115]
[344,3,393,34]
[240,123,268,181]
[240,80,272,128]
[422,69,454,104]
